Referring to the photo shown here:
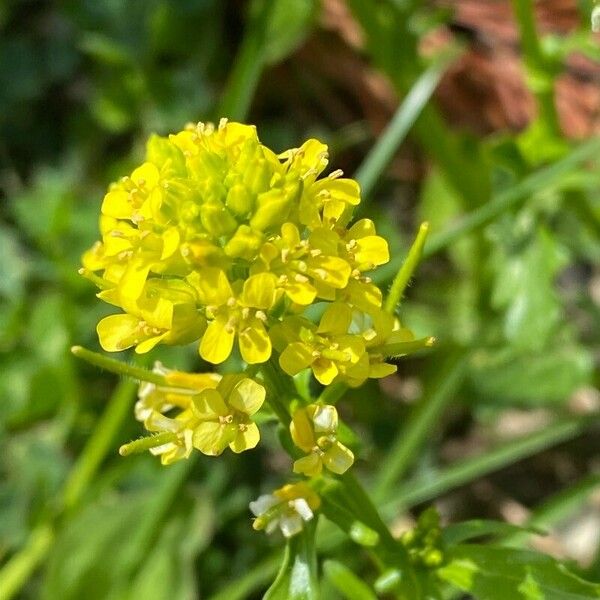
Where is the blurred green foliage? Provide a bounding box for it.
[1,0,600,598]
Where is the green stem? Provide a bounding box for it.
[62,378,138,510]
[0,524,54,600]
[71,346,168,386]
[260,358,293,426]
[374,353,469,500]
[379,336,435,358]
[318,381,348,405]
[384,223,429,314]
[217,0,272,120]
[510,0,560,134]
[383,416,595,514]
[119,432,179,456]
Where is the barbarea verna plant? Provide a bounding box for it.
[74,120,600,599]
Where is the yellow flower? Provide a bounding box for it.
[254,222,351,306]
[275,303,369,386]
[142,373,266,464]
[135,361,221,423]
[188,268,277,364]
[250,482,321,538]
[96,278,206,353]
[189,375,265,455]
[338,219,389,311]
[290,404,354,476]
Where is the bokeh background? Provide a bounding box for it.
[1,1,600,598]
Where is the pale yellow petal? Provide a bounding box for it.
[192,388,228,419]
[318,302,352,336]
[230,422,260,453]
[293,452,323,477]
[192,421,235,456]
[279,342,314,376]
[312,358,338,385]
[97,314,140,352]
[239,320,272,364]
[241,273,277,309]
[200,317,235,364]
[290,408,316,452]
[323,442,354,474]
[229,379,266,416]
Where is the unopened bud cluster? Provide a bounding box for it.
[400,508,445,568]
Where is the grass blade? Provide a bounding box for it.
[373,136,600,284]
[355,54,457,201]
[218,0,272,120]
[383,416,596,514]
[0,524,54,600]
[423,137,600,258]
[374,352,469,500]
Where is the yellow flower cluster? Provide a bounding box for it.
[134,363,265,465]
[83,119,414,387]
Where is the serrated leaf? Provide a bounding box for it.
[490,226,567,352]
[438,545,600,599]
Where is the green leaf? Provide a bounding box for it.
[264,523,319,600]
[44,462,194,600]
[442,520,545,546]
[438,545,600,599]
[264,0,318,64]
[323,560,377,600]
[320,481,381,548]
[0,224,30,303]
[490,226,567,351]
[470,343,593,405]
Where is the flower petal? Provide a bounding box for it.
[192,421,235,456]
[200,317,235,364]
[290,408,316,452]
[312,405,338,433]
[230,422,260,453]
[308,256,351,289]
[279,513,304,538]
[324,442,354,474]
[284,280,317,305]
[229,379,266,415]
[312,357,338,385]
[239,320,272,364]
[192,388,228,419]
[97,314,140,352]
[317,302,352,335]
[279,342,314,376]
[194,268,233,306]
[293,452,322,477]
[102,190,132,219]
[249,494,278,517]
[241,273,276,309]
